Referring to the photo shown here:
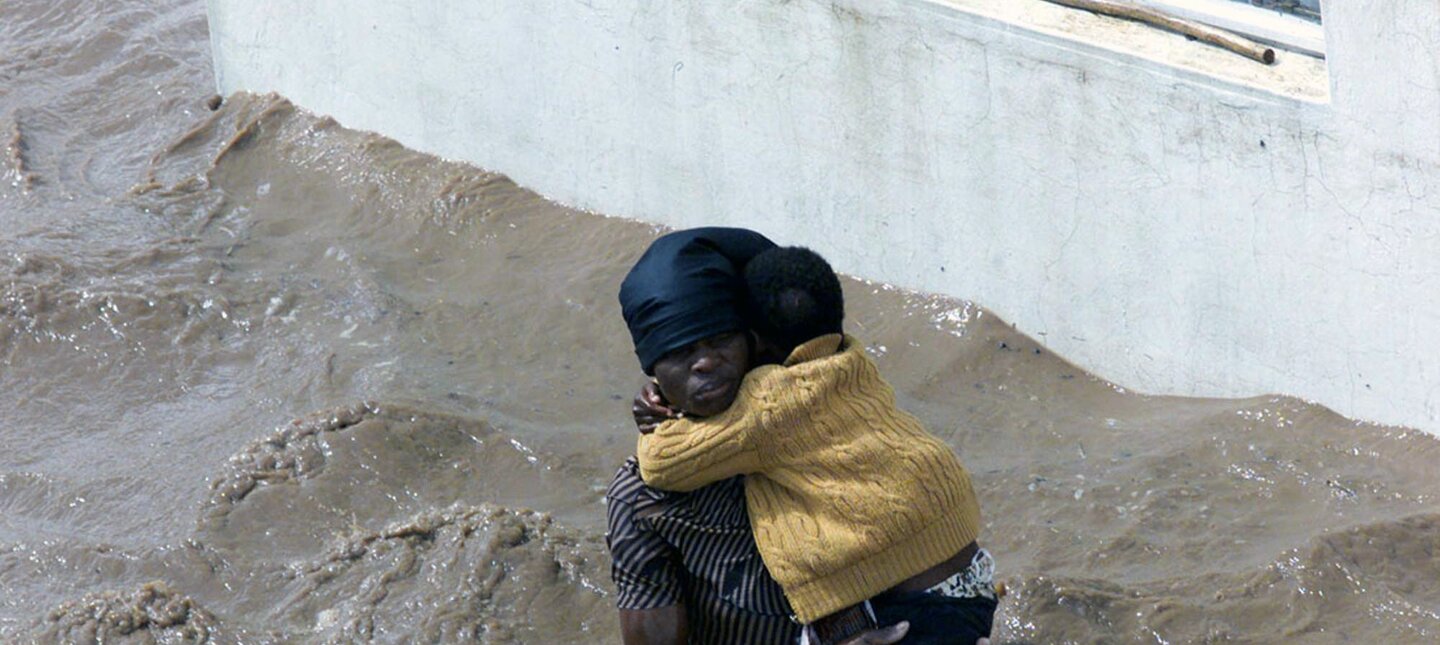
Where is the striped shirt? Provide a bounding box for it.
[606,457,800,644]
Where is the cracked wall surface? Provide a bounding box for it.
[205,0,1440,434]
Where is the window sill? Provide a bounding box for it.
[918,0,1330,104]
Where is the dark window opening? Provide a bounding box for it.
[1244,0,1320,24]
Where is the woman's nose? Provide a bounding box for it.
[691,352,718,373]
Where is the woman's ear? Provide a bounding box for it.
[748,330,784,365]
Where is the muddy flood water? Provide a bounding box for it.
[2,0,1437,643]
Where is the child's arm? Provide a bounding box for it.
[635,372,775,492]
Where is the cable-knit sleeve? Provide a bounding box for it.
[635,368,783,492]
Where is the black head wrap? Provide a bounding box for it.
[619,227,777,374]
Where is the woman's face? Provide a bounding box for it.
[650,331,750,418]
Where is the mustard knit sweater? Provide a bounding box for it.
[637,334,982,623]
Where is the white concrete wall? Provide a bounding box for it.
[206,0,1440,435]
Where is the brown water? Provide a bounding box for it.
[2,0,1436,643]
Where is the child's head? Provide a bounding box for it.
[743,246,844,362]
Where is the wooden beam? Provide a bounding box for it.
[1136,0,1324,58]
[1042,0,1277,65]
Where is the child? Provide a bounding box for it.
[636,246,997,645]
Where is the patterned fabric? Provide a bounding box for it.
[800,549,997,645]
[606,457,800,644]
[925,549,997,601]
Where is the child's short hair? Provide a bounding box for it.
[743,246,844,353]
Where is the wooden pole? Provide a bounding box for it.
[1042,0,1277,65]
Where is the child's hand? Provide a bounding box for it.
[632,381,679,434]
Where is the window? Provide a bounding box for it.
[1137,0,1324,58]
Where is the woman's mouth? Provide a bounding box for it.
[691,379,735,403]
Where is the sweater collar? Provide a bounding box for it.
[783,333,849,366]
